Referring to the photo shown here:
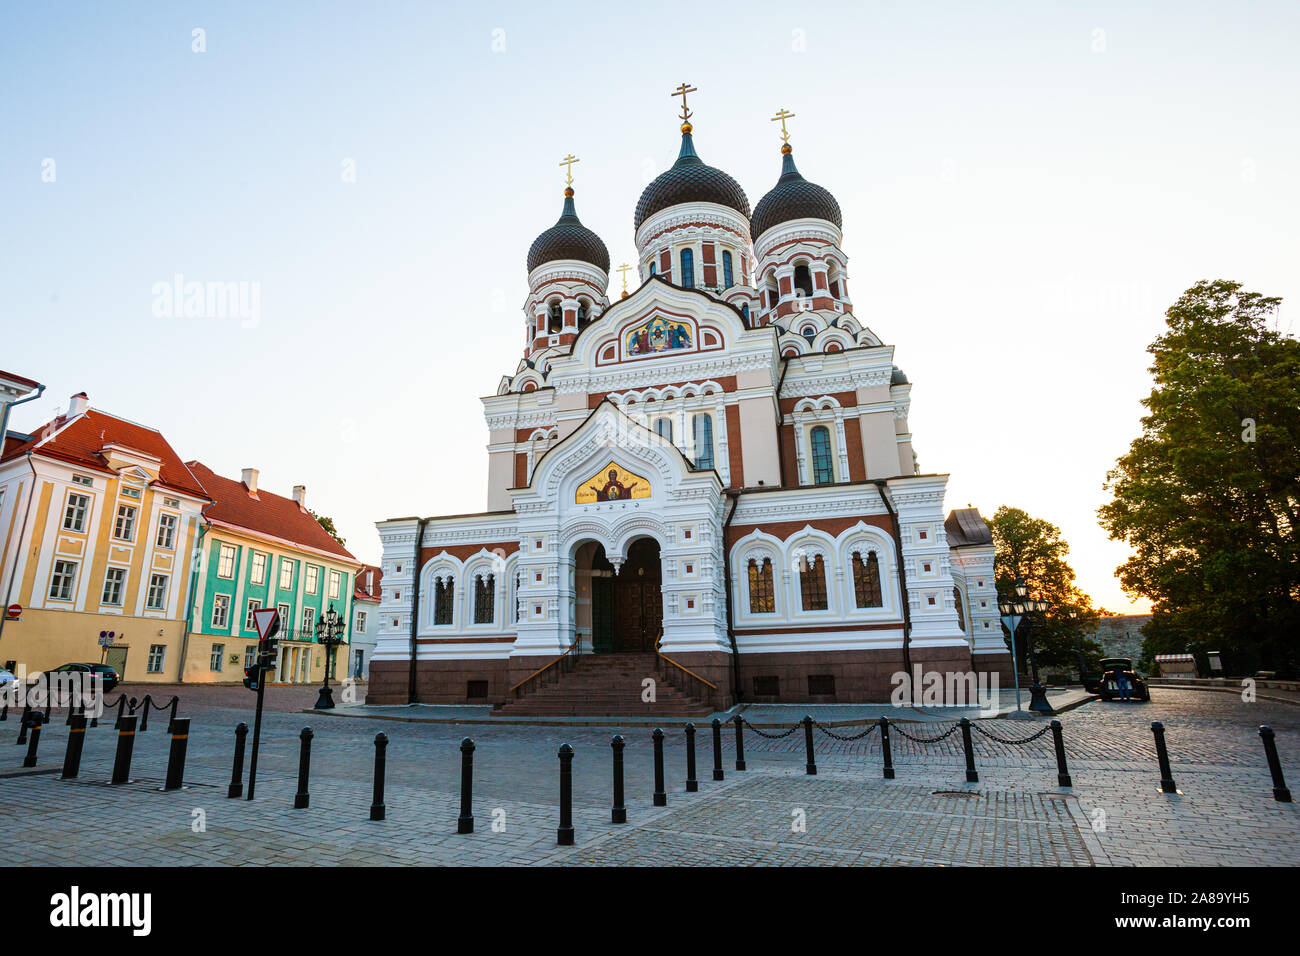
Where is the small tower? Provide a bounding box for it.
[523,155,610,359]
[750,111,850,327]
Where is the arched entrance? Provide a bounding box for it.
[588,538,662,653]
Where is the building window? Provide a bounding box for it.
[277,603,291,633]
[212,594,230,628]
[747,557,775,614]
[691,413,714,470]
[49,560,77,601]
[156,513,177,549]
[679,248,695,288]
[146,574,169,611]
[434,577,454,625]
[121,485,141,499]
[356,610,368,633]
[548,299,562,334]
[63,493,90,532]
[741,303,750,324]
[302,606,316,638]
[810,425,834,485]
[210,644,225,672]
[328,570,341,600]
[279,558,294,590]
[250,551,267,585]
[473,573,495,624]
[577,300,589,328]
[649,261,655,276]
[244,644,258,670]
[72,474,93,487]
[147,645,166,673]
[722,250,734,289]
[852,550,883,608]
[799,554,829,611]
[113,505,137,541]
[794,264,813,297]
[305,565,319,595]
[954,587,966,632]
[656,418,673,443]
[101,567,125,606]
[217,544,237,579]
[245,598,262,631]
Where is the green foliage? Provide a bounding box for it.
[989,506,1103,674]
[310,510,346,548]
[1098,280,1300,676]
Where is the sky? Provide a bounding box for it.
[4,1,1298,613]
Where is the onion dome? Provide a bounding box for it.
[750,145,842,240]
[634,125,750,230]
[527,188,610,273]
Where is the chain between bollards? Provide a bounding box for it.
[879,716,895,779]
[110,714,137,784]
[1151,721,1177,794]
[61,714,87,778]
[685,722,698,792]
[732,713,746,771]
[21,714,43,768]
[557,743,574,846]
[652,727,667,806]
[1259,725,1291,803]
[959,717,978,784]
[1051,719,1072,787]
[611,735,627,824]
[370,733,388,821]
[803,715,817,775]
[457,737,475,833]
[711,718,724,781]
[293,727,313,809]
[162,718,190,791]
[227,723,248,798]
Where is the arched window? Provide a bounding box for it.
[747,557,775,613]
[802,325,817,343]
[740,303,750,324]
[851,550,883,608]
[649,260,656,276]
[810,426,834,485]
[433,576,454,625]
[798,554,828,611]
[473,573,495,624]
[656,417,673,442]
[679,248,695,289]
[953,587,966,632]
[692,413,714,470]
[576,300,589,328]
[794,264,813,297]
[547,299,562,334]
[722,250,734,289]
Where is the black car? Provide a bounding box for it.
[50,662,120,692]
[1094,658,1149,701]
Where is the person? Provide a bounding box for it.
[1117,670,1132,702]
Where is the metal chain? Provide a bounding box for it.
[969,721,1052,745]
[739,718,802,739]
[889,721,961,744]
[812,719,879,741]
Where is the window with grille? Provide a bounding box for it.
[692,413,714,470]
[434,577,454,625]
[810,426,834,485]
[473,573,495,624]
[852,550,883,608]
[747,557,775,614]
[799,554,828,611]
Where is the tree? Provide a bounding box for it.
[1098,280,1300,677]
[989,506,1103,676]
[311,511,346,548]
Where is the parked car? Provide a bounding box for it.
[49,662,120,692]
[0,667,16,686]
[1096,658,1149,701]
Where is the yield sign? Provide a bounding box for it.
[252,607,281,641]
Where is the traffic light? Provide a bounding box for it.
[259,631,279,669]
[243,664,261,691]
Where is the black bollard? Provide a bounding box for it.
[293,727,313,809]
[370,733,388,821]
[22,715,43,768]
[652,727,667,806]
[1051,719,1072,787]
[880,716,895,780]
[114,695,128,729]
[457,737,475,834]
[1151,721,1177,794]
[227,723,248,798]
[16,703,31,744]
[960,718,978,784]
[611,735,627,824]
[732,714,747,771]
[711,718,724,782]
[803,715,817,775]
[110,715,137,784]
[557,743,574,846]
[138,696,151,734]
[168,696,179,729]
[1,701,7,721]
[1259,726,1291,803]
[163,717,190,791]
[61,714,88,778]
[685,722,698,792]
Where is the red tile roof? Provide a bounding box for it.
[1,408,208,499]
[186,461,356,561]
[353,564,383,602]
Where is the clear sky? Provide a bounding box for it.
[5,1,1297,613]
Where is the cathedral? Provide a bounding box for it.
[369,90,1010,710]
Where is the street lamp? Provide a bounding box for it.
[313,603,346,710]
[998,577,1054,715]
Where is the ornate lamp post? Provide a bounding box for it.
[313,603,346,710]
[998,578,1054,715]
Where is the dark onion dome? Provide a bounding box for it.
[891,366,909,386]
[634,125,751,230]
[750,145,843,240]
[527,188,610,274]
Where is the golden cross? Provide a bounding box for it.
[771,108,796,144]
[616,263,632,293]
[559,154,579,187]
[672,82,697,122]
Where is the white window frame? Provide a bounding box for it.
[113,504,137,541]
[210,644,225,672]
[101,567,126,606]
[356,610,368,633]
[278,558,293,590]
[63,492,89,532]
[305,565,319,595]
[211,594,230,628]
[147,644,166,673]
[250,551,267,586]
[277,602,291,634]
[49,560,78,601]
[245,598,262,632]
[217,544,237,579]
[155,513,177,550]
[146,573,169,611]
[328,569,341,600]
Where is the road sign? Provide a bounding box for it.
[5,604,20,621]
[251,608,280,641]
[97,630,115,647]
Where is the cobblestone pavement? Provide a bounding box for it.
[1,689,1295,866]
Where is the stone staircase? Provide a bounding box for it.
[493,652,713,717]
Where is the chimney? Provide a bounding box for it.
[292,485,306,509]
[68,392,89,417]
[241,468,259,494]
